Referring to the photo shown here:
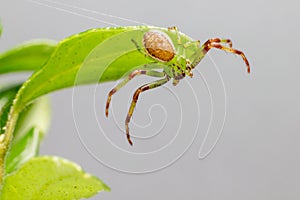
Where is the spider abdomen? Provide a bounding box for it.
[142,30,175,62]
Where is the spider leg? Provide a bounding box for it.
[105,69,165,117]
[192,38,250,73]
[168,26,181,45]
[172,79,180,86]
[168,26,186,60]
[125,77,170,145]
[131,39,146,56]
[207,38,233,47]
[183,40,200,48]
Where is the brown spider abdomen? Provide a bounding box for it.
[143,30,175,62]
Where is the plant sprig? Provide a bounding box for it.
[0,23,111,199]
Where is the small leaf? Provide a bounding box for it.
[0,40,57,74]
[5,127,40,174]
[1,156,110,200]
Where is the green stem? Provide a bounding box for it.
[0,111,19,185]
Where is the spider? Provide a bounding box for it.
[105,26,250,145]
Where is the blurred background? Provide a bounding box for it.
[0,0,299,199]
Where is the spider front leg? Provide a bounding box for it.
[106,69,165,117]
[125,77,170,145]
[191,38,250,73]
[207,38,233,48]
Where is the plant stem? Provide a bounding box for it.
[0,112,18,185]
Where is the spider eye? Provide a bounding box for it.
[142,30,175,62]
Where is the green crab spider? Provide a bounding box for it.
[105,26,250,145]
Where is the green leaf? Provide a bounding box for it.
[5,127,40,174]
[1,156,110,200]
[14,27,138,108]
[0,40,57,74]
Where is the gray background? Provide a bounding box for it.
[1,0,300,199]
